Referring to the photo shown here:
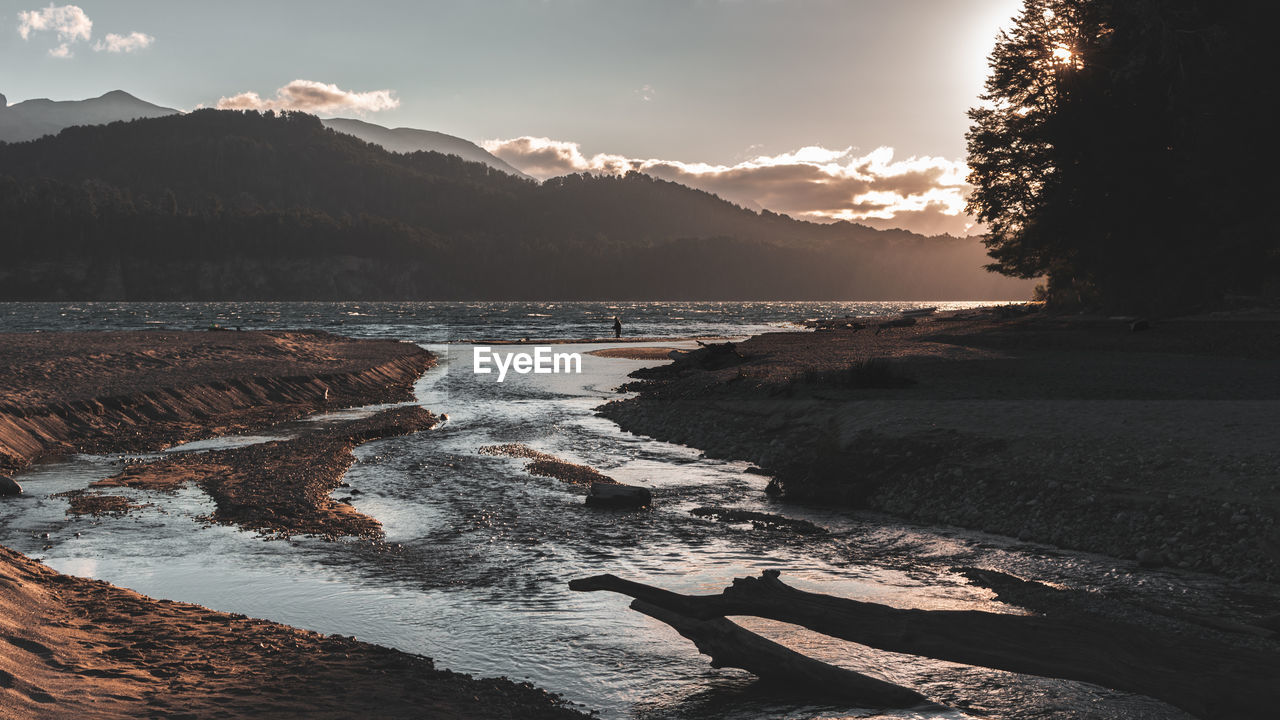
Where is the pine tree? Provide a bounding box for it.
[966,0,1277,313]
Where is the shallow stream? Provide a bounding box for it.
[1,303,1265,719]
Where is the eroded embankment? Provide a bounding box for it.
[0,545,586,720]
[599,314,1280,581]
[0,330,598,718]
[89,406,436,539]
[0,330,435,477]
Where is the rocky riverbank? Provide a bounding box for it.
[0,329,592,718]
[600,310,1280,581]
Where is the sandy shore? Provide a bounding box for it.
[0,330,435,474]
[462,336,729,345]
[600,310,1280,581]
[588,346,680,360]
[0,330,589,719]
[0,546,583,719]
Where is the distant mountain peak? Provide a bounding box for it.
[321,117,531,180]
[0,89,179,143]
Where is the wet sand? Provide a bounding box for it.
[600,309,1280,581]
[0,330,435,474]
[588,347,680,360]
[0,330,589,719]
[91,407,437,540]
[479,444,618,486]
[0,546,583,720]
[463,336,727,345]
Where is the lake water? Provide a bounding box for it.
[0,300,996,340]
[0,301,1227,719]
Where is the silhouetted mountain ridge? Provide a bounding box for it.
[0,109,1032,300]
[0,90,531,179]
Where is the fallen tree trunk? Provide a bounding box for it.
[569,570,1280,720]
[628,600,925,707]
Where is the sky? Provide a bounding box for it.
[1,0,1024,235]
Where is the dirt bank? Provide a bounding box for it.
[600,311,1280,581]
[0,330,592,718]
[0,545,586,720]
[91,407,436,539]
[0,330,435,476]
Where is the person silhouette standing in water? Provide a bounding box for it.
[613,316,622,339]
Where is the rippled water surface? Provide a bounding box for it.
[0,300,996,341]
[0,302,1251,719]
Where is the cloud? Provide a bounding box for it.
[17,4,91,41]
[17,4,92,57]
[18,5,152,58]
[215,80,400,115]
[483,138,980,235]
[93,31,153,53]
[479,136,636,178]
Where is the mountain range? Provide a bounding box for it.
[0,90,178,143]
[0,94,1033,300]
[0,90,524,178]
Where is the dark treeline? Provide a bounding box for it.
[0,109,1029,300]
[968,0,1277,313]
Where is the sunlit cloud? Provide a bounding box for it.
[483,137,979,236]
[93,31,153,53]
[478,136,639,178]
[17,4,92,57]
[215,80,400,115]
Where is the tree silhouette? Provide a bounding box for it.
[967,0,1277,313]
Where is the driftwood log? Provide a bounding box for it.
[570,570,1280,719]
[628,600,924,707]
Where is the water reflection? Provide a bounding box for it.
[0,338,1226,719]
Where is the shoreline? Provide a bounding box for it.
[0,330,436,475]
[0,330,590,719]
[0,545,583,719]
[454,335,736,345]
[599,310,1280,582]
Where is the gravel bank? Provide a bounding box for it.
[600,312,1280,581]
